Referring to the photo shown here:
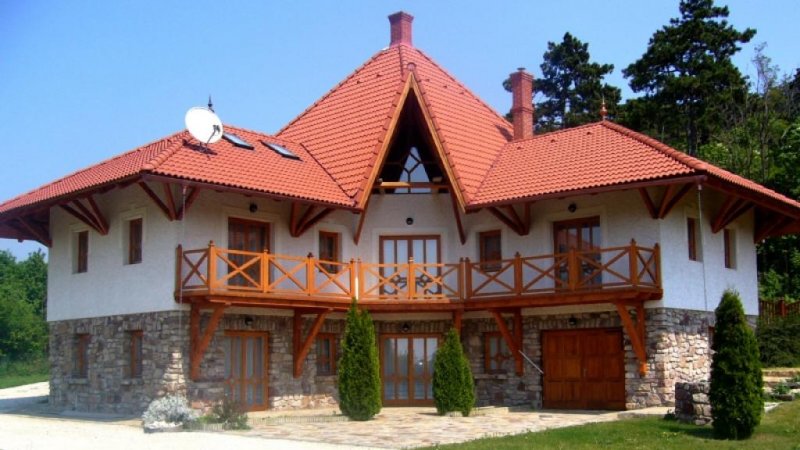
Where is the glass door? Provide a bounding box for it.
[553,217,601,287]
[379,236,440,296]
[225,332,268,411]
[381,335,439,406]
[227,218,270,287]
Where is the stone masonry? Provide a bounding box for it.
[675,381,712,425]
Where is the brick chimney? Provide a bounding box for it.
[389,12,413,47]
[510,68,534,140]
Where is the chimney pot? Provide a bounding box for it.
[389,11,414,47]
[510,69,535,140]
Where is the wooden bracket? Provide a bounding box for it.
[290,203,334,238]
[615,302,647,375]
[711,195,752,233]
[139,181,176,221]
[453,309,463,334]
[60,195,109,235]
[189,303,226,380]
[293,309,331,377]
[488,205,529,236]
[754,211,791,243]
[177,186,201,220]
[490,309,523,375]
[639,184,692,220]
[14,217,51,247]
[450,191,467,245]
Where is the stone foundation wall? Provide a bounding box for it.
[675,381,712,425]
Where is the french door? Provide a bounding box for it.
[227,218,270,287]
[225,331,269,411]
[553,217,601,287]
[381,335,439,406]
[379,236,440,296]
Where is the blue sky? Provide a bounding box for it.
[1,0,798,259]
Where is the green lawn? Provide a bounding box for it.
[0,373,49,389]
[0,356,49,389]
[423,401,800,450]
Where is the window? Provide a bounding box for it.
[316,334,337,376]
[479,230,502,272]
[74,230,88,273]
[687,218,698,261]
[318,231,341,273]
[74,334,90,378]
[126,218,143,265]
[262,140,300,160]
[484,332,512,373]
[222,133,254,149]
[724,229,736,269]
[128,330,143,378]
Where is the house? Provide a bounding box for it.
[1,12,799,414]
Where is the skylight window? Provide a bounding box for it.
[261,140,301,160]
[223,133,254,149]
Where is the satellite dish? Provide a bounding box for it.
[185,107,223,144]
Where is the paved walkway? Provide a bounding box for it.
[0,382,669,449]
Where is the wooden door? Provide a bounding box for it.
[225,331,269,411]
[381,335,438,406]
[379,236,440,296]
[542,328,625,410]
[228,218,270,287]
[553,217,601,287]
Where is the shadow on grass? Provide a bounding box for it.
[661,419,717,440]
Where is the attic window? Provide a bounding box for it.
[223,133,254,149]
[261,141,301,160]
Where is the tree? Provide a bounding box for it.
[0,250,48,360]
[432,328,475,416]
[337,300,381,420]
[623,0,756,156]
[504,32,621,131]
[709,290,763,440]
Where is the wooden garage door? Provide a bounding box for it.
[542,328,625,410]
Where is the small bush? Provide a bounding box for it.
[142,395,198,428]
[771,382,791,396]
[432,328,475,417]
[202,395,249,429]
[337,299,381,421]
[757,315,800,367]
[710,290,763,440]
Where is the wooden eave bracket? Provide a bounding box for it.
[754,210,793,242]
[490,309,524,375]
[189,303,226,381]
[638,183,692,220]
[60,195,109,235]
[293,309,331,377]
[487,205,530,236]
[450,191,467,245]
[290,203,334,238]
[13,217,51,247]
[711,195,753,234]
[615,302,648,376]
[139,181,200,221]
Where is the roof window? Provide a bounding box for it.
[262,141,300,160]
[223,133,254,149]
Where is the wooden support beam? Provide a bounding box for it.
[754,213,790,243]
[490,310,523,376]
[354,198,370,245]
[487,207,526,236]
[176,187,201,220]
[190,304,226,380]
[638,188,658,219]
[450,191,466,245]
[513,309,523,375]
[297,208,334,237]
[60,203,107,235]
[86,196,109,234]
[453,309,463,334]
[657,183,692,219]
[711,195,752,233]
[139,182,174,221]
[615,302,647,376]
[15,217,51,247]
[162,183,178,221]
[293,310,330,377]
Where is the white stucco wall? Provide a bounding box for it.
[47,184,760,320]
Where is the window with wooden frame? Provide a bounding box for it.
[128,330,143,378]
[315,333,337,376]
[687,217,698,261]
[74,230,88,273]
[74,334,90,378]
[318,231,341,273]
[723,228,736,269]
[126,218,143,265]
[478,230,502,272]
[484,332,512,373]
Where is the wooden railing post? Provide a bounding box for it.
[514,252,523,295]
[653,243,661,287]
[568,248,578,291]
[458,258,465,301]
[306,252,315,296]
[464,257,473,300]
[408,257,416,300]
[261,250,269,293]
[208,241,217,291]
[175,244,183,294]
[349,259,357,299]
[629,239,639,287]
[357,258,364,300]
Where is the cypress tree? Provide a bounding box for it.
[337,299,381,421]
[432,328,475,416]
[709,290,763,439]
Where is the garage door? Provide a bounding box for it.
[542,328,625,410]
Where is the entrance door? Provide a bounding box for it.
[553,217,601,287]
[381,335,438,406]
[542,329,625,410]
[379,236,440,296]
[228,218,270,287]
[225,331,269,411]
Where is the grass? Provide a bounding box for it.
[0,355,49,389]
[422,401,800,450]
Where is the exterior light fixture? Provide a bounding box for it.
[244,316,254,327]
[406,217,414,226]
[249,203,258,213]
[568,203,577,213]
[568,316,578,327]
[401,322,411,333]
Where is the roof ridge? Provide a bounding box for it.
[143,133,187,171]
[410,47,513,130]
[277,48,390,136]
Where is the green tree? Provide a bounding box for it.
[0,250,48,360]
[623,0,755,155]
[337,300,381,420]
[709,290,763,440]
[432,328,475,416]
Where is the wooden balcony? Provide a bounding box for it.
[175,241,662,312]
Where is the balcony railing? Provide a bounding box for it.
[176,240,660,304]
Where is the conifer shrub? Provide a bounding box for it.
[432,328,475,416]
[710,290,763,440]
[757,315,800,367]
[337,299,381,421]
